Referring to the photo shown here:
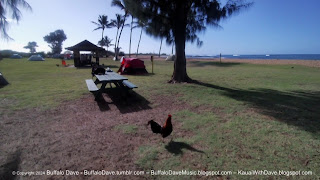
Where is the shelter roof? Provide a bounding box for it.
[65,40,104,51]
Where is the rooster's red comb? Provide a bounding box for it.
[168,114,172,117]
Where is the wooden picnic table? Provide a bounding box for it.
[85,71,137,100]
[95,72,128,90]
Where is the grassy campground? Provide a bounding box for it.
[1,58,320,179]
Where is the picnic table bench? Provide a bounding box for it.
[122,80,138,89]
[85,71,138,100]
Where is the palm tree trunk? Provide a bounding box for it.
[116,16,127,60]
[136,28,143,57]
[102,29,104,42]
[114,29,119,60]
[100,30,104,47]
[171,42,174,55]
[129,16,133,57]
[159,38,163,57]
[116,29,123,60]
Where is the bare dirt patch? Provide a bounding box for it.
[0,92,193,179]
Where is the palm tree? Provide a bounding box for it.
[98,36,113,58]
[91,15,113,44]
[105,37,114,52]
[98,36,113,52]
[134,20,145,57]
[128,15,134,57]
[171,42,175,55]
[167,35,175,55]
[112,0,134,57]
[111,14,121,56]
[158,27,167,57]
[111,14,128,60]
[98,38,106,47]
[0,0,32,40]
[159,38,163,57]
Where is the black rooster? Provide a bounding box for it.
[148,115,172,138]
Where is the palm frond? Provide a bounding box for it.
[111,0,125,10]
[7,0,31,21]
[91,21,100,26]
[93,27,102,31]
[0,17,13,40]
[1,0,32,40]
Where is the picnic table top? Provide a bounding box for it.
[95,72,128,82]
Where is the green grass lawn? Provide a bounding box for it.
[1,58,319,179]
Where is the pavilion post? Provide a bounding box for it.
[74,50,80,67]
[96,51,100,65]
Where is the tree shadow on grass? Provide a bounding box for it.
[188,61,242,67]
[0,150,21,180]
[192,80,320,139]
[165,141,204,155]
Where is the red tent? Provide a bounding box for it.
[117,58,148,74]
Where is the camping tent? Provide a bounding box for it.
[117,58,148,74]
[10,54,22,59]
[165,55,175,61]
[0,72,9,87]
[28,55,45,61]
[64,51,73,59]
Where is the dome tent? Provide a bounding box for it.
[0,72,9,87]
[28,55,45,61]
[117,57,148,75]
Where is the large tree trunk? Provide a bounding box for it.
[169,2,191,83]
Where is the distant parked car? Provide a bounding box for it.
[52,54,64,59]
[10,54,22,59]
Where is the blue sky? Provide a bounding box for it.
[1,0,320,55]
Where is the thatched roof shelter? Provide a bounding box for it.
[65,40,105,67]
[66,40,104,52]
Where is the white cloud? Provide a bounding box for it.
[36,43,51,53]
[1,41,27,52]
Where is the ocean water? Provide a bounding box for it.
[186,54,320,60]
